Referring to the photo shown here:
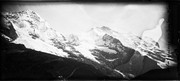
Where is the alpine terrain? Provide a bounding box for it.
[0,10,177,80]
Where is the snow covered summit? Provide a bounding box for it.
[1,10,68,57]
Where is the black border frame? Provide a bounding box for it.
[0,0,179,80]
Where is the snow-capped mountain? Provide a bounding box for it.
[1,10,68,57]
[1,10,177,79]
[83,25,176,69]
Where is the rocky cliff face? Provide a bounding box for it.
[1,10,177,79]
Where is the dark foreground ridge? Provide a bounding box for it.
[1,42,178,80]
[0,43,110,80]
[133,66,179,80]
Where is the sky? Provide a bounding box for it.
[2,3,167,50]
[3,3,166,36]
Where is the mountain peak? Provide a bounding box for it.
[100,26,111,31]
[89,26,111,31]
[20,10,39,16]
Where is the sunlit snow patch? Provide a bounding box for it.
[74,41,100,64]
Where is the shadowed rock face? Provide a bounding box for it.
[91,34,135,68]
[1,14,18,41]
[102,34,124,51]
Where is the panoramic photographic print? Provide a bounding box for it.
[0,1,179,80]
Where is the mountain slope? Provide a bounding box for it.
[0,43,110,80]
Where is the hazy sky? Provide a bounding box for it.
[2,3,168,50]
[3,3,166,36]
